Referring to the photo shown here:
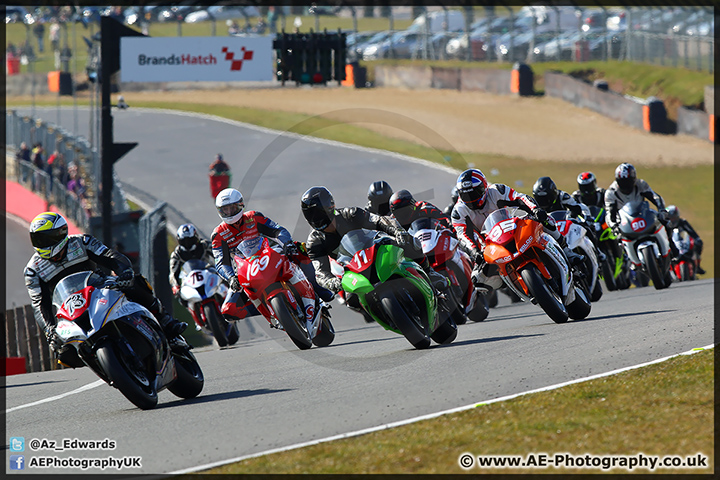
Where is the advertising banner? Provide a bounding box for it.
[120,36,273,82]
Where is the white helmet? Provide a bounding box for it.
[176,223,199,251]
[215,188,245,225]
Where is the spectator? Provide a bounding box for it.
[7,42,19,58]
[46,149,58,192]
[209,153,230,175]
[49,20,61,53]
[67,166,87,199]
[53,153,68,187]
[16,142,31,183]
[227,20,240,36]
[33,20,46,53]
[31,143,45,192]
[20,41,35,64]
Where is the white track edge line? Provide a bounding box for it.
[169,343,714,475]
[6,380,105,414]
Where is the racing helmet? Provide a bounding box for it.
[176,223,200,251]
[577,171,597,196]
[389,189,416,225]
[456,169,488,210]
[667,205,680,228]
[301,186,336,230]
[215,188,245,225]
[367,181,393,216]
[615,163,637,195]
[532,176,558,209]
[30,211,69,260]
[450,185,459,205]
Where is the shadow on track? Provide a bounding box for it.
[448,333,544,348]
[573,309,677,323]
[156,388,292,409]
[2,380,72,389]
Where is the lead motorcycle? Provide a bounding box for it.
[178,259,239,347]
[616,200,672,290]
[407,217,488,323]
[233,236,335,350]
[337,229,458,349]
[481,207,591,324]
[52,271,204,410]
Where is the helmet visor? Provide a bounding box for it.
[30,225,68,248]
[178,236,196,250]
[459,183,486,204]
[218,201,243,218]
[617,178,634,195]
[304,208,333,230]
[392,205,414,226]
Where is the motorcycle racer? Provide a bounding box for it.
[366,180,394,216]
[667,205,705,275]
[211,188,332,321]
[572,171,606,208]
[388,189,453,233]
[25,212,187,367]
[170,223,215,305]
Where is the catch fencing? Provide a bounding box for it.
[5,305,56,373]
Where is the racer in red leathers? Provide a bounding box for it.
[211,188,332,321]
[389,189,454,233]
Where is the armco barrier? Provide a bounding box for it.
[544,71,667,134]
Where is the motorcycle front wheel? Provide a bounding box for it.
[269,295,312,350]
[204,303,230,347]
[520,264,568,324]
[379,285,431,349]
[96,342,158,410]
[311,311,335,347]
[640,248,666,290]
[168,350,204,399]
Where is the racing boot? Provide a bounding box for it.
[149,299,187,340]
[418,256,449,293]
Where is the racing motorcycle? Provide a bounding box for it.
[178,259,240,347]
[548,211,602,302]
[407,217,488,323]
[587,205,630,291]
[337,229,458,349]
[52,271,204,410]
[670,228,698,282]
[616,200,672,290]
[233,237,335,350]
[481,207,591,324]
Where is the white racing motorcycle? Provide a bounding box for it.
[53,271,204,410]
[549,210,602,302]
[178,259,239,347]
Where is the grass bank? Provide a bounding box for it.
[190,348,713,474]
[8,96,713,278]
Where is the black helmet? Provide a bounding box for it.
[389,189,416,226]
[176,223,199,251]
[577,171,597,196]
[532,176,558,209]
[667,205,680,228]
[301,186,336,230]
[456,169,488,209]
[367,181,393,216]
[614,163,637,195]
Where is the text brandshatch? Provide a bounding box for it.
[137,54,218,66]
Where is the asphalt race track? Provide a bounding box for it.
[5,107,714,474]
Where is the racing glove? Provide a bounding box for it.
[116,269,135,289]
[229,276,241,291]
[657,209,669,223]
[172,285,181,296]
[395,230,414,249]
[45,324,61,353]
[284,242,299,257]
[326,277,343,294]
[533,208,548,224]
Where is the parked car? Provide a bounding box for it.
[5,6,31,24]
[355,30,394,59]
[185,6,257,23]
[345,30,379,61]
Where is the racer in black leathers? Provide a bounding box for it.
[169,223,216,306]
[443,186,460,217]
[301,186,450,296]
[572,171,606,209]
[25,212,187,367]
[667,205,705,274]
[366,180,394,216]
[532,176,605,261]
[389,189,454,234]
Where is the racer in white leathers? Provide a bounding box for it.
[451,169,583,291]
[604,162,678,258]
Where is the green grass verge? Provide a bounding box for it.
[190,348,713,474]
[8,96,713,278]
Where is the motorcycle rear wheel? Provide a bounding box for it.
[167,350,204,399]
[379,286,431,349]
[204,303,230,347]
[269,295,312,350]
[520,265,568,324]
[96,342,158,410]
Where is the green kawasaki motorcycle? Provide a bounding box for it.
[337,229,458,349]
